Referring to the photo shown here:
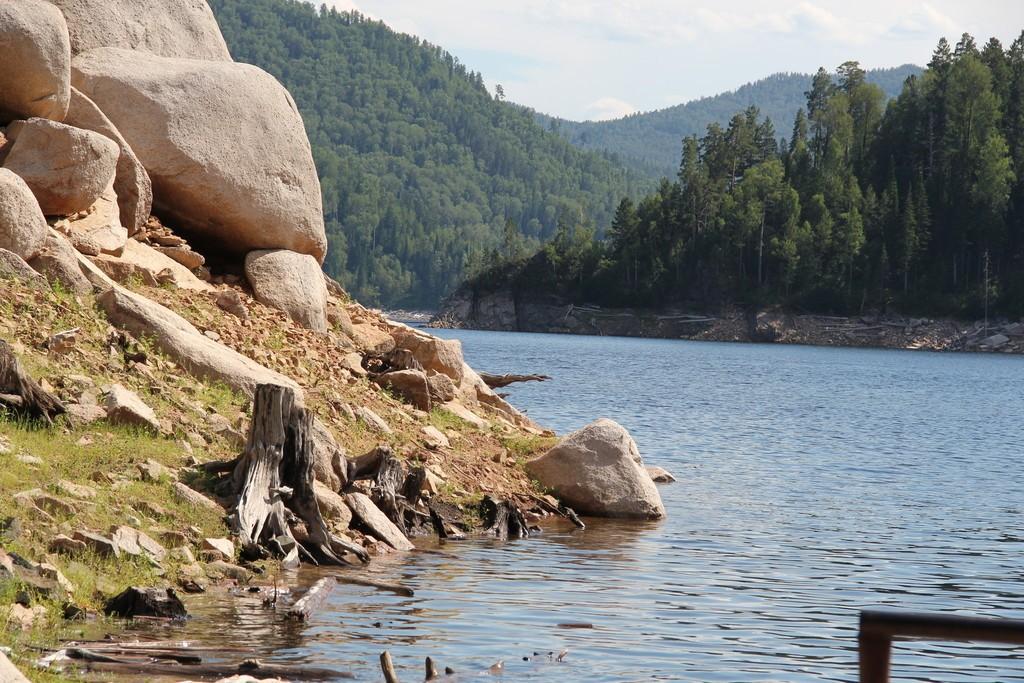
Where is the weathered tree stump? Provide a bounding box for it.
[104,587,187,620]
[0,340,64,424]
[480,496,530,540]
[231,384,361,568]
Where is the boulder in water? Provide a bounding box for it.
[526,419,666,519]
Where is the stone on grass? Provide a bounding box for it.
[355,406,392,435]
[375,369,432,411]
[104,383,161,432]
[422,425,450,450]
[173,481,221,511]
[72,529,120,557]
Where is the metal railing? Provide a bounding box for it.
[859,610,1024,682]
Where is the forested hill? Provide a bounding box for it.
[461,35,1024,320]
[538,66,921,175]
[209,0,646,307]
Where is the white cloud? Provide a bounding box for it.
[584,97,637,121]
[889,2,960,37]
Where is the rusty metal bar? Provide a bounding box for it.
[859,610,1024,683]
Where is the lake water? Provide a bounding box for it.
[165,332,1024,681]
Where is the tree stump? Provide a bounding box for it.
[231,384,360,567]
[480,496,530,540]
[0,340,64,424]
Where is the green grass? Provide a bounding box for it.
[429,407,471,432]
[500,434,557,462]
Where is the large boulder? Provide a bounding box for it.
[3,117,118,215]
[72,49,327,262]
[46,0,232,61]
[391,324,465,384]
[95,285,303,401]
[0,169,47,259]
[28,229,91,294]
[0,0,70,123]
[526,419,666,520]
[64,87,152,233]
[244,250,327,332]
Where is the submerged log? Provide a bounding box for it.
[479,372,551,389]
[78,658,352,680]
[336,574,414,597]
[231,384,355,568]
[0,340,64,424]
[287,577,334,621]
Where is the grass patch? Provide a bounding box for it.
[500,434,557,461]
[429,408,470,432]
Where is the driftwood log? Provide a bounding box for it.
[479,372,551,389]
[0,340,64,424]
[335,574,414,596]
[287,577,334,621]
[230,384,365,568]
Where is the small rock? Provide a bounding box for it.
[15,489,76,516]
[4,603,46,631]
[201,537,234,561]
[14,453,43,466]
[214,289,249,320]
[173,482,222,513]
[355,406,392,435]
[49,533,88,554]
[104,587,187,619]
[64,403,107,426]
[205,560,251,583]
[54,480,97,500]
[36,563,75,594]
[169,547,195,564]
[135,500,167,518]
[344,492,414,551]
[72,530,120,558]
[646,465,677,484]
[137,458,172,482]
[422,425,451,450]
[111,526,166,562]
[104,384,161,432]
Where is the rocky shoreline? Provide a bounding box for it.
[0,2,673,680]
[431,290,1024,355]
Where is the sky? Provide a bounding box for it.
[318,1,1024,122]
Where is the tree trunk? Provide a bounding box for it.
[231,384,358,568]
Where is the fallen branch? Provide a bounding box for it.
[479,372,551,389]
[76,658,351,680]
[335,574,414,597]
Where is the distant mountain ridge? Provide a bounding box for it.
[537,65,923,175]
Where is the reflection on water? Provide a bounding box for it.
[139,333,1024,681]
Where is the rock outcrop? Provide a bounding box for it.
[374,369,432,411]
[391,324,465,384]
[95,285,303,401]
[59,182,127,255]
[244,250,327,331]
[526,419,666,519]
[72,48,327,262]
[64,87,152,233]
[46,0,232,61]
[0,0,70,123]
[3,117,119,215]
[0,169,47,259]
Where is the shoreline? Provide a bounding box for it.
[431,295,1024,356]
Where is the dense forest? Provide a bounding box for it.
[209,0,647,307]
[465,34,1024,318]
[537,66,921,175]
